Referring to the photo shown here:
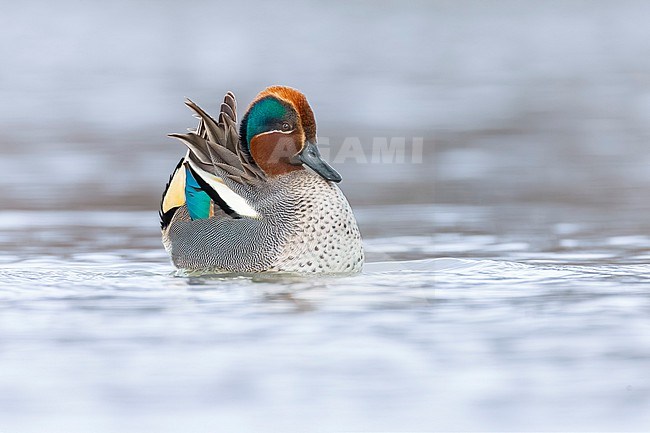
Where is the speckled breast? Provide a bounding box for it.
[266,171,364,273]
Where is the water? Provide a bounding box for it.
[3,0,650,431]
[1,205,649,432]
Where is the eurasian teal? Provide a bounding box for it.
[160,86,364,273]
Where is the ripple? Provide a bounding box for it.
[1,210,650,432]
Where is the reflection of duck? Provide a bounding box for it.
[160,86,364,273]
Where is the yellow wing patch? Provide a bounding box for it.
[161,162,187,213]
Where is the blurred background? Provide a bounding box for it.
[2,0,650,212]
[2,1,650,432]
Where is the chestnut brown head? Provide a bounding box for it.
[239,86,341,182]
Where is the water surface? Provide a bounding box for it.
[1,206,649,432]
[2,1,650,431]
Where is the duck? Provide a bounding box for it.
[160,86,364,274]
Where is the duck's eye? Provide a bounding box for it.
[281,122,291,131]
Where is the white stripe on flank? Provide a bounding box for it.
[185,159,260,219]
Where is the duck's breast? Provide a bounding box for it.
[264,171,364,273]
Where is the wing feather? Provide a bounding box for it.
[166,92,266,221]
[170,92,266,186]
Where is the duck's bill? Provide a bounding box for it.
[294,141,342,183]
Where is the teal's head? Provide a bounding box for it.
[238,86,341,182]
[240,95,297,150]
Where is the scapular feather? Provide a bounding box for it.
[186,164,241,219]
[170,92,266,187]
[184,99,222,146]
[167,133,211,165]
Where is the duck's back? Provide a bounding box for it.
[164,170,364,274]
